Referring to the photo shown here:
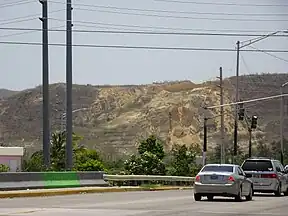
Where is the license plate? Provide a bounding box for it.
[253,174,260,178]
[210,175,218,180]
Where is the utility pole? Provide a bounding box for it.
[168,111,172,132]
[248,128,252,158]
[217,67,225,164]
[233,41,240,163]
[280,82,288,165]
[203,116,207,166]
[66,0,73,170]
[39,0,50,168]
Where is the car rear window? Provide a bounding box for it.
[241,160,273,171]
[201,165,233,173]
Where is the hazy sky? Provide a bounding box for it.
[0,0,288,90]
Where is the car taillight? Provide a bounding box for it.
[261,173,278,179]
[228,176,235,182]
[195,175,201,182]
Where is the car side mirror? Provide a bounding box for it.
[245,173,252,178]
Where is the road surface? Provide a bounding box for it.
[0,190,287,216]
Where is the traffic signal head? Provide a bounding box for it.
[251,115,258,129]
[238,103,245,121]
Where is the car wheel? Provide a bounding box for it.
[235,187,242,202]
[207,195,214,201]
[245,186,253,201]
[274,184,281,197]
[194,193,202,201]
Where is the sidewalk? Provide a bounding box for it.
[0,186,193,198]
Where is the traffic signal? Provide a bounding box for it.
[251,115,258,129]
[238,102,245,121]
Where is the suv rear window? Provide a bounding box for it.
[242,160,273,172]
[201,165,233,173]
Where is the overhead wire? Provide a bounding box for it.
[0,17,37,26]
[48,19,283,34]
[70,7,288,22]
[247,45,288,64]
[46,1,288,22]
[0,9,65,23]
[0,0,34,9]
[48,0,288,17]
[0,41,287,53]
[1,26,288,38]
[154,0,288,7]
[0,26,65,38]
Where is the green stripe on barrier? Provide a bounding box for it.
[43,172,81,189]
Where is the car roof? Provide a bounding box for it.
[204,164,238,167]
[244,157,276,161]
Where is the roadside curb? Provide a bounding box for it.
[0,186,193,199]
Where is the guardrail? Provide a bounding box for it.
[0,172,195,190]
[0,171,108,191]
[104,174,195,187]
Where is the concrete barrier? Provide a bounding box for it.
[0,171,108,191]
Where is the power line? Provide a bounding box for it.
[71,7,288,22]
[49,0,288,17]
[0,9,65,23]
[1,27,288,38]
[43,18,287,34]
[154,0,288,7]
[48,0,288,21]
[0,18,37,26]
[0,0,34,9]
[0,41,287,53]
[0,26,65,38]
[248,45,288,63]
[48,18,288,36]
[207,93,288,109]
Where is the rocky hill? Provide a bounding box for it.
[0,73,287,159]
[0,89,18,99]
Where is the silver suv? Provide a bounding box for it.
[241,157,288,196]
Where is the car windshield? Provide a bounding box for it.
[201,165,233,173]
[242,160,273,172]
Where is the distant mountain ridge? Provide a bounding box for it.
[0,73,287,160]
[0,89,19,99]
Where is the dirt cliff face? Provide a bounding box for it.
[0,73,287,158]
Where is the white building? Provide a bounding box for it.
[0,147,24,172]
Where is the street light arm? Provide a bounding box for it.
[281,81,288,88]
[239,31,281,49]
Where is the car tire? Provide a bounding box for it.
[274,184,281,197]
[194,193,202,201]
[235,187,242,202]
[245,186,253,201]
[207,195,214,201]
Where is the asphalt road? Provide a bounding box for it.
[0,190,287,216]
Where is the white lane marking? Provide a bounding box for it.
[0,208,42,215]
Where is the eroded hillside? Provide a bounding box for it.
[0,74,287,158]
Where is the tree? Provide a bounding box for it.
[167,144,200,176]
[138,135,165,160]
[124,135,166,175]
[74,147,106,171]
[24,131,106,172]
[0,164,9,172]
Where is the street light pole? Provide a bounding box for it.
[280,82,288,164]
[233,41,240,163]
[233,30,288,163]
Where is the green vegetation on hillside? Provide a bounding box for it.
[22,132,288,176]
